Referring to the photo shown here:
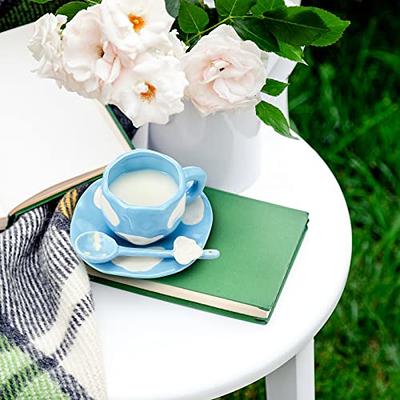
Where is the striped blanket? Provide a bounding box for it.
[0,186,106,399]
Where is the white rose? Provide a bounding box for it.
[62,5,121,101]
[182,24,267,115]
[110,53,188,126]
[28,13,67,80]
[100,0,174,61]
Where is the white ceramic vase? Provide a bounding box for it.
[133,56,296,192]
[147,101,261,192]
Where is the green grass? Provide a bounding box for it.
[220,0,400,398]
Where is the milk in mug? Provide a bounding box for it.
[109,169,178,207]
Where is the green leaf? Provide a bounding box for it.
[276,42,305,63]
[262,79,289,96]
[263,7,329,46]
[178,0,209,33]
[233,18,279,53]
[166,0,180,18]
[305,7,350,47]
[251,0,285,15]
[256,101,293,137]
[215,0,254,17]
[56,1,88,21]
[30,0,54,3]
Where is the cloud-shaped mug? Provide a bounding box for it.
[99,149,207,245]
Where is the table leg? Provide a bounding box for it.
[265,339,315,400]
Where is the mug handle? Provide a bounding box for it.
[183,166,207,204]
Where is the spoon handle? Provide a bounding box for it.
[118,247,174,259]
[117,247,220,261]
[199,249,220,260]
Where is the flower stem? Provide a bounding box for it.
[185,15,254,46]
[186,16,230,45]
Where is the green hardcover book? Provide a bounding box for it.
[89,188,309,324]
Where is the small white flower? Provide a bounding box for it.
[100,0,174,61]
[28,13,67,80]
[62,5,121,101]
[182,24,267,115]
[110,53,188,126]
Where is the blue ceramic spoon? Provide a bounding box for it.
[75,231,220,265]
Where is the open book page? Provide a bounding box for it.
[0,24,131,225]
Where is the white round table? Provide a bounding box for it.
[92,124,352,400]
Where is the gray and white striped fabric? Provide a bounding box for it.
[0,186,106,399]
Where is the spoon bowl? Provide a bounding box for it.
[75,231,119,263]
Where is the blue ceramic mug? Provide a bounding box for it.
[99,149,207,245]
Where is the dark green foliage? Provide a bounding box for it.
[218,0,400,398]
[262,6,350,47]
[251,0,285,15]
[181,0,349,56]
[215,0,255,17]
[256,101,292,137]
[178,0,209,33]
[303,7,350,47]
[276,42,305,63]
[56,0,87,20]
[166,0,180,18]
[233,18,279,52]
[261,79,289,96]
[0,0,69,32]
[261,7,330,46]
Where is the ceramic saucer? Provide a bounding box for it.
[70,179,213,279]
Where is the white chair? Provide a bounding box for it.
[94,113,352,400]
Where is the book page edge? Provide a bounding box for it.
[88,267,269,320]
[10,166,105,216]
[0,216,8,231]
